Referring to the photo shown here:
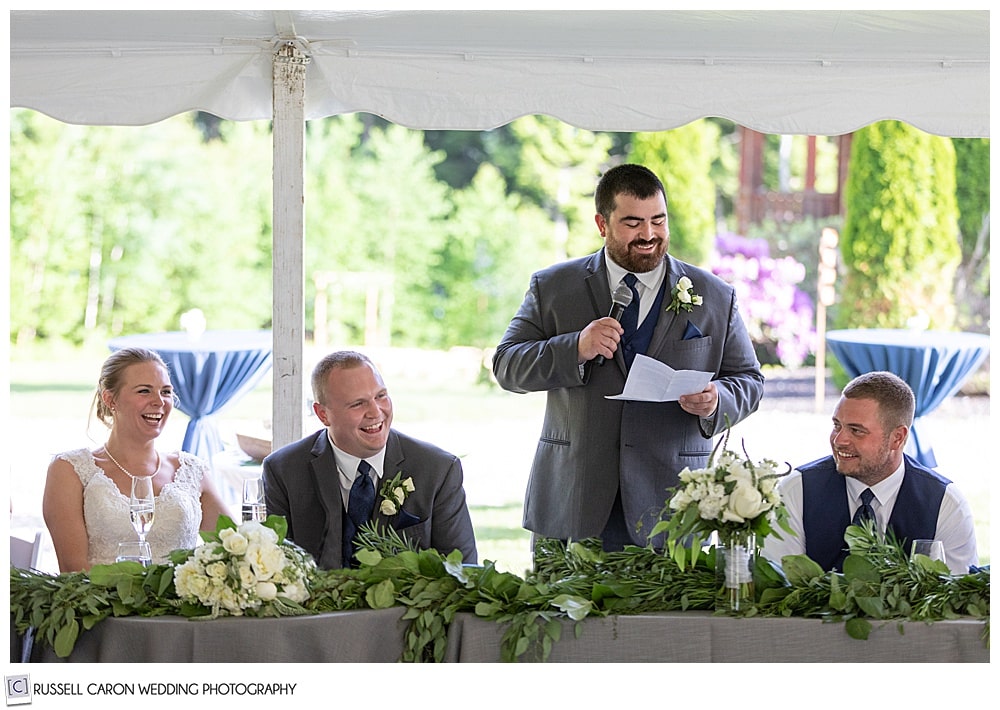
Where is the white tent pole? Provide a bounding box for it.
[271,40,309,451]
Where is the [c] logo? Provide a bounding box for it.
[5,675,32,706]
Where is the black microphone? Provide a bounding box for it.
[595,282,634,366]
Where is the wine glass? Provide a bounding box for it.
[129,476,156,546]
[911,539,946,564]
[242,477,267,523]
[116,541,152,566]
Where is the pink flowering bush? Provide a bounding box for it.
[711,232,815,368]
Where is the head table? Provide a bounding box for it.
[825,329,990,468]
[14,610,987,663]
[108,330,273,462]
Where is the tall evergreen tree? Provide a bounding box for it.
[951,137,990,332]
[838,120,960,330]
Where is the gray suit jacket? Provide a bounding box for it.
[262,428,477,569]
[493,250,764,544]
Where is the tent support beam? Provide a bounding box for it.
[271,40,309,451]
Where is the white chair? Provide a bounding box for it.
[10,532,42,569]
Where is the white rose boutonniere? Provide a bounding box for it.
[379,471,415,516]
[665,276,703,314]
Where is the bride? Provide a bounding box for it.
[42,347,231,572]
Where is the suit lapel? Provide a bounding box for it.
[585,251,632,376]
[646,257,682,358]
[584,251,610,318]
[307,433,346,569]
[372,431,404,529]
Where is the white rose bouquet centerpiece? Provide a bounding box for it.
[650,429,791,612]
[171,515,315,619]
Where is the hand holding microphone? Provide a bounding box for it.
[594,282,634,366]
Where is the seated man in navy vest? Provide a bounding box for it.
[762,371,978,574]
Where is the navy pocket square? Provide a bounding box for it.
[393,509,422,530]
[683,321,703,340]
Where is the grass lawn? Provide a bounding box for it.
[7,343,989,575]
[7,344,539,575]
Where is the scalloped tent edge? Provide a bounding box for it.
[9,9,990,448]
[11,10,989,137]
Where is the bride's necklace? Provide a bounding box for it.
[104,444,160,480]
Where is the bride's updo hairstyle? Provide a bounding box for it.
[92,347,172,429]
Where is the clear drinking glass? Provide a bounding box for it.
[911,539,946,564]
[116,540,152,566]
[242,477,267,523]
[129,476,156,545]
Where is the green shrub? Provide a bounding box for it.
[837,121,960,331]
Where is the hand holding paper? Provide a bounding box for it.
[606,354,714,402]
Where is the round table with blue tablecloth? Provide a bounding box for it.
[108,330,272,462]
[825,329,989,467]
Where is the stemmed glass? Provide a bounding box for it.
[129,476,156,547]
[116,541,152,565]
[242,477,267,523]
[911,539,946,564]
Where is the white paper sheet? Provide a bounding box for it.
[606,354,714,402]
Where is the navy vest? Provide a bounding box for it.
[622,275,667,367]
[800,455,950,571]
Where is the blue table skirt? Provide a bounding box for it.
[108,330,273,461]
[826,329,989,467]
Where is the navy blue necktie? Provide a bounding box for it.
[344,460,376,566]
[852,488,876,527]
[619,274,640,337]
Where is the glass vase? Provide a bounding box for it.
[715,529,756,613]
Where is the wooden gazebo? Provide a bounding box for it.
[736,127,854,234]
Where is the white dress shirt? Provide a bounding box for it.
[762,460,979,574]
[326,431,386,510]
[605,255,667,328]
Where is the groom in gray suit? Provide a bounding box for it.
[262,350,477,569]
[494,163,764,551]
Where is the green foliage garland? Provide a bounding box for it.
[10,525,988,662]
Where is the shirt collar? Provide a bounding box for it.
[844,459,905,505]
[605,251,666,294]
[326,430,386,484]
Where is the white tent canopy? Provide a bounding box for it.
[11,10,989,137]
[9,9,990,449]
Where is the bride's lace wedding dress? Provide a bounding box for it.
[58,448,207,565]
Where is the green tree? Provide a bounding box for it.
[435,164,552,348]
[9,110,274,347]
[837,120,960,330]
[504,116,612,261]
[305,120,451,348]
[706,119,740,224]
[10,110,92,344]
[304,115,367,344]
[423,128,501,189]
[951,137,990,332]
[628,121,717,266]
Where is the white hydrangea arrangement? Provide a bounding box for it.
[173,516,315,618]
[651,434,792,570]
[670,448,782,525]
